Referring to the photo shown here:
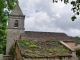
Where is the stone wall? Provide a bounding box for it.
[3,55,14,60]
[23,57,78,60]
[0,55,78,60]
[64,41,80,49]
[59,41,79,60]
[6,29,24,54]
[8,15,25,29]
[0,54,3,60]
[15,41,23,60]
[0,55,14,60]
[6,3,25,55]
[77,44,80,48]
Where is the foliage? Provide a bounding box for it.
[0,39,6,54]
[0,0,18,54]
[75,48,80,56]
[75,48,80,60]
[74,36,80,41]
[53,0,80,21]
[75,36,80,39]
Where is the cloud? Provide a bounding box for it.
[19,0,80,36]
[66,29,80,36]
[55,14,61,18]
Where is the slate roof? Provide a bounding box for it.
[17,40,72,58]
[20,31,76,42]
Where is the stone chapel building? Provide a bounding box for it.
[6,3,80,55]
[6,3,25,54]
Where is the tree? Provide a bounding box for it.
[0,0,18,54]
[53,0,80,21]
[74,36,80,41]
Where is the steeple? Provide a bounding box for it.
[8,3,25,29]
[10,3,23,15]
[6,1,25,54]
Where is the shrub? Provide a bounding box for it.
[75,48,80,57]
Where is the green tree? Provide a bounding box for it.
[53,0,80,21]
[0,0,18,54]
[74,36,80,41]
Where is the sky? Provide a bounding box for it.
[18,0,80,37]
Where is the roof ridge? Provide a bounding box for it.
[25,31,65,34]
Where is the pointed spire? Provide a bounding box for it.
[10,1,23,15]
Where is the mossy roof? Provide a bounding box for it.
[17,40,72,58]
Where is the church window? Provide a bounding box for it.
[14,20,18,27]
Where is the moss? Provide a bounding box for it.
[25,42,30,46]
[48,49,54,53]
[26,50,32,53]
[18,40,71,57]
[29,44,38,48]
[47,48,56,53]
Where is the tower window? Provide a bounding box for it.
[14,20,18,27]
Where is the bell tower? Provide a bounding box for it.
[6,3,25,54]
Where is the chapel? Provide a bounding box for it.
[6,1,80,55]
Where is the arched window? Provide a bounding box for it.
[14,20,18,27]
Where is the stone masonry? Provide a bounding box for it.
[6,3,25,54]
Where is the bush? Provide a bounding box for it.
[75,48,80,57]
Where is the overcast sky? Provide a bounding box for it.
[18,0,80,37]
